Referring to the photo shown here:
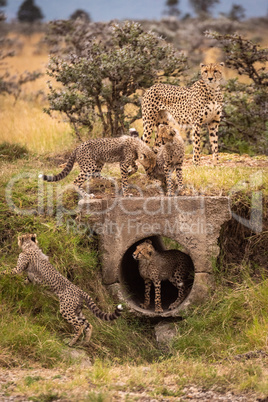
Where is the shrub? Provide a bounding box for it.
[206,31,268,155]
[45,20,187,139]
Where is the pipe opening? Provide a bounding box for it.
[120,235,195,315]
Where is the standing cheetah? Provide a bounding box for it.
[133,240,193,313]
[39,135,156,198]
[145,123,185,196]
[142,63,224,164]
[1,234,122,346]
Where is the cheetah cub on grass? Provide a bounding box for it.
[1,234,122,346]
[145,122,185,196]
[133,239,193,314]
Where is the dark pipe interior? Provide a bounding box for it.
[120,236,195,313]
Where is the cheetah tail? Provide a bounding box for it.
[83,293,123,321]
[39,150,76,182]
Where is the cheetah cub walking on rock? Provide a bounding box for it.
[145,121,185,196]
[40,135,156,198]
[1,234,122,346]
[133,240,193,314]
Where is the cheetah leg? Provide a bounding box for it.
[73,163,105,198]
[175,165,183,192]
[60,301,89,346]
[128,161,138,176]
[73,170,94,198]
[78,311,93,344]
[192,124,201,165]
[164,164,174,197]
[208,120,220,164]
[140,278,152,309]
[142,118,154,146]
[120,162,133,196]
[153,280,163,313]
[168,274,185,310]
[69,325,84,347]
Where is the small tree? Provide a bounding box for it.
[226,4,245,21]
[0,0,6,20]
[189,0,220,17]
[0,8,42,98]
[70,9,91,22]
[45,21,187,139]
[163,0,181,17]
[17,0,44,23]
[206,31,268,155]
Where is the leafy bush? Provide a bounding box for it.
[207,32,268,155]
[45,20,187,139]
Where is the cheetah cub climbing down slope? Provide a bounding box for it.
[133,239,194,314]
[1,234,122,346]
[145,121,185,196]
[142,62,224,165]
[40,135,156,197]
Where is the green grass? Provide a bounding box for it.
[172,278,268,360]
[0,150,267,399]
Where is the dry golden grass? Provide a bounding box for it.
[0,96,73,153]
[1,33,75,154]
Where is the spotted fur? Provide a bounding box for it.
[145,122,184,196]
[141,63,224,164]
[40,136,156,197]
[132,240,193,313]
[2,234,122,346]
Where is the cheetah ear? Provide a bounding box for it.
[200,63,206,68]
[31,234,37,243]
[18,235,23,247]
[146,239,152,245]
[140,153,147,160]
[219,62,225,67]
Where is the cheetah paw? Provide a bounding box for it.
[84,193,95,199]
[140,303,150,310]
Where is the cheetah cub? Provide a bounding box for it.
[40,135,156,198]
[133,239,193,314]
[1,234,122,346]
[146,123,185,196]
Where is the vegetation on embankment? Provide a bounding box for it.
[0,18,267,401]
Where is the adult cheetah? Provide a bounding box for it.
[142,62,224,164]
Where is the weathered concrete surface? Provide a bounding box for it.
[79,196,231,317]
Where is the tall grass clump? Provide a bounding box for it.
[172,277,268,360]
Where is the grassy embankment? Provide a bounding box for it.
[0,33,267,401]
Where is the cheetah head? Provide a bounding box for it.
[158,124,176,145]
[133,240,155,261]
[138,150,156,174]
[18,233,38,249]
[200,62,224,87]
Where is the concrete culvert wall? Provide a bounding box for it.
[79,196,231,318]
[119,236,195,317]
